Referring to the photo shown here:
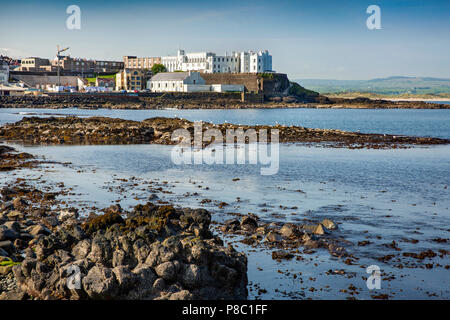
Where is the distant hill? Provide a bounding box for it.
[295,76,450,95]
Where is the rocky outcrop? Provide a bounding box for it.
[221,215,349,260]
[1,116,449,149]
[0,145,36,171]
[0,183,247,300]
[1,92,448,109]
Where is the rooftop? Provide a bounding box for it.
[151,72,193,81]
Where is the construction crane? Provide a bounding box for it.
[56,45,70,87]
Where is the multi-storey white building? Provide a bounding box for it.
[160,49,272,74]
[209,52,241,73]
[0,59,9,84]
[242,50,272,73]
[161,50,216,72]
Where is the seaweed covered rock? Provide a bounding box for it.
[82,211,125,234]
[11,202,247,300]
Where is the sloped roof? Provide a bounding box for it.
[150,72,190,81]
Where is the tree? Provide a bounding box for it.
[151,64,166,75]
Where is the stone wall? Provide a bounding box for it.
[200,73,261,93]
[200,73,290,98]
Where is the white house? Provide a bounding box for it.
[148,71,244,93]
[0,59,9,84]
[148,71,206,92]
[160,49,272,74]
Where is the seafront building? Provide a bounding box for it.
[148,71,206,92]
[0,59,9,84]
[115,68,145,91]
[51,57,124,74]
[17,57,51,72]
[240,50,272,73]
[129,49,272,74]
[160,49,272,74]
[16,56,123,74]
[123,56,161,69]
[148,71,244,93]
[5,48,272,93]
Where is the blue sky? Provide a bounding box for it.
[0,0,449,79]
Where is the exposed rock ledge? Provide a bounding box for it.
[1,116,449,149]
[0,170,247,300]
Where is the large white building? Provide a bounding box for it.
[0,59,9,85]
[161,49,272,74]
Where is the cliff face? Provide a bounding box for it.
[260,73,290,96]
[201,72,326,103]
[261,74,330,103]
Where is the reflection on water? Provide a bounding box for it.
[1,107,449,299]
[2,143,449,299]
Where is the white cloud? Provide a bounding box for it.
[0,47,31,58]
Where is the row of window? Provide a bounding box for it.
[187,58,206,63]
[150,82,183,88]
[213,57,237,62]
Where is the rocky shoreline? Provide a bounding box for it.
[0,146,247,300]
[1,116,449,149]
[1,142,449,300]
[0,95,448,110]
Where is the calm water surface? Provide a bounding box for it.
[1,107,450,138]
[3,143,449,299]
[1,108,449,299]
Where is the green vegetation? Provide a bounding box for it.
[0,258,21,267]
[85,74,116,86]
[259,73,274,79]
[82,211,124,234]
[151,63,167,75]
[288,81,319,97]
[326,92,450,100]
